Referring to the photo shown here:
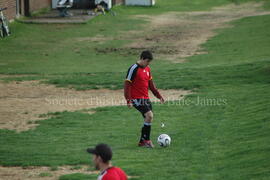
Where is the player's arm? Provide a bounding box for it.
[149,79,165,103]
[124,80,132,108]
[124,64,138,108]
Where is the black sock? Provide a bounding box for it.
[145,124,151,140]
[140,123,152,142]
[140,126,147,142]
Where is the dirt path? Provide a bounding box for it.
[0,165,138,180]
[95,2,270,62]
[0,165,98,180]
[132,2,270,62]
[0,80,190,132]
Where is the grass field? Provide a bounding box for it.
[1,0,270,180]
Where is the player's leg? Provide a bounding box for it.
[144,110,153,123]
[143,110,153,142]
[133,99,154,147]
[144,99,153,140]
[140,100,154,147]
[139,110,153,143]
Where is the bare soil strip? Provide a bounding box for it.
[0,80,190,131]
[0,165,98,180]
[94,2,270,62]
[0,165,138,180]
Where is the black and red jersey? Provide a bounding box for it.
[125,63,152,99]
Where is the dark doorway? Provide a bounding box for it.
[72,0,96,9]
[24,0,30,16]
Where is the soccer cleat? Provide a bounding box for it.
[138,141,144,147]
[138,140,154,148]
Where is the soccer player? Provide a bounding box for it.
[87,143,127,180]
[124,50,164,148]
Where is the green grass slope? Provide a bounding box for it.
[1,13,270,180]
[0,0,268,76]
[0,1,270,180]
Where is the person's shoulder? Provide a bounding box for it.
[112,166,126,173]
[113,167,127,178]
[127,64,139,72]
[102,168,118,180]
[107,166,124,173]
[102,173,118,180]
[129,63,138,68]
[102,167,127,180]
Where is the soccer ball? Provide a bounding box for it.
[157,134,171,147]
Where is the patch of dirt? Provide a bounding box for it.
[0,165,139,180]
[0,74,38,79]
[0,165,98,180]
[94,46,179,57]
[0,80,190,132]
[95,2,270,62]
[75,35,113,43]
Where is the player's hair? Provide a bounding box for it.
[140,50,153,61]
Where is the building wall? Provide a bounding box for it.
[0,0,17,20]
[125,0,155,6]
[116,0,124,5]
[29,0,51,13]
[113,0,124,5]
[0,0,51,20]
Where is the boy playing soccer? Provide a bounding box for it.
[124,50,164,148]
